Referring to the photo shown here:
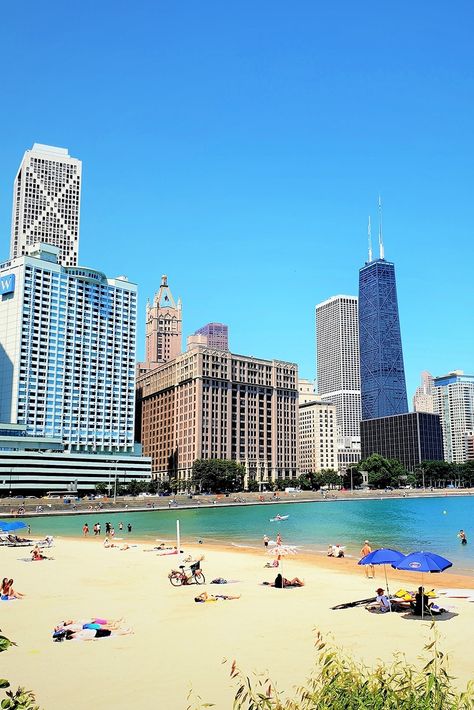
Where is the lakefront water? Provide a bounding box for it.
[24,495,474,573]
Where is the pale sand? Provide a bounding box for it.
[1,538,473,709]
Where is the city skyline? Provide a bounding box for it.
[0,2,473,401]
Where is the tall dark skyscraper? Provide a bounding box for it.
[358,203,408,420]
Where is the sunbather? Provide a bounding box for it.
[54,617,124,632]
[31,546,48,560]
[53,626,132,641]
[1,578,25,600]
[194,592,241,602]
[273,573,304,588]
[366,587,390,612]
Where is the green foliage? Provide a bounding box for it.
[298,471,341,490]
[246,479,260,493]
[0,686,40,710]
[192,459,245,494]
[358,454,409,489]
[341,467,363,489]
[94,482,108,495]
[415,460,474,488]
[205,625,474,710]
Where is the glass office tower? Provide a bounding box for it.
[358,258,408,420]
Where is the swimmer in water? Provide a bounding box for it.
[458,529,468,545]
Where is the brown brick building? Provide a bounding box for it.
[136,345,298,489]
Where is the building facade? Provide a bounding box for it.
[137,346,298,488]
[298,400,337,473]
[358,258,408,420]
[0,244,137,454]
[413,371,434,413]
[143,275,181,368]
[315,295,361,472]
[360,412,444,472]
[193,322,229,350]
[433,371,474,464]
[10,144,82,267]
[0,424,150,493]
[298,378,320,404]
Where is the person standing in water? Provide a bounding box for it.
[263,535,269,548]
[458,529,468,545]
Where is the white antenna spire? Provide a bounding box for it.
[378,194,384,259]
[368,215,372,262]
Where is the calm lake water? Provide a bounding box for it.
[24,495,474,573]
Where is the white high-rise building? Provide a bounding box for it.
[10,144,82,267]
[315,295,361,471]
[433,371,474,464]
[298,400,337,473]
[413,371,434,413]
[0,244,137,453]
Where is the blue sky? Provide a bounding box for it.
[0,2,473,400]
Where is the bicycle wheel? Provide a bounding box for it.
[194,571,205,585]
[169,573,183,587]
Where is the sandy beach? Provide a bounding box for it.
[1,536,473,709]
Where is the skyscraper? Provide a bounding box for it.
[433,371,474,463]
[144,275,182,366]
[358,204,408,420]
[10,144,82,267]
[315,295,361,470]
[193,322,229,350]
[298,400,337,473]
[413,371,434,413]
[0,244,137,453]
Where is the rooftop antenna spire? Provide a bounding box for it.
[378,194,385,259]
[368,215,373,262]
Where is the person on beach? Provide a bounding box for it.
[273,573,304,588]
[263,535,269,548]
[54,617,125,633]
[458,529,468,545]
[82,523,89,536]
[360,540,374,578]
[105,522,111,534]
[276,532,282,546]
[1,579,25,599]
[97,522,101,535]
[119,522,123,531]
[31,545,48,561]
[411,587,446,616]
[53,626,132,641]
[194,592,241,602]
[127,523,132,533]
[366,588,390,613]
[110,527,115,537]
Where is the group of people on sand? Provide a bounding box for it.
[366,586,447,616]
[53,617,132,641]
[1,577,25,600]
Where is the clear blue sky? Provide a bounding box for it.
[1,2,473,400]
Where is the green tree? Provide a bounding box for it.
[342,467,363,489]
[246,478,260,493]
[192,459,245,494]
[95,482,108,495]
[297,472,316,490]
[358,454,409,489]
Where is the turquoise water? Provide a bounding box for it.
[24,496,474,574]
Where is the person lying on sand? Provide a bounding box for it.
[194,592,241,602]
[53,626,133,641]
[273,573,304,588]
[54,617,125,632]
[31,546,50,561]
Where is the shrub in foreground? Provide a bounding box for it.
[189,624,474,710]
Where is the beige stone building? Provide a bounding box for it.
[137,345,298,489]
[298,400,337,473]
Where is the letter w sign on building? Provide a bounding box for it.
[0,274,15,295]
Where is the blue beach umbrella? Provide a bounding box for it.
[358,548,405,609]
[0,520,27,532]
[392,551,452,618]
